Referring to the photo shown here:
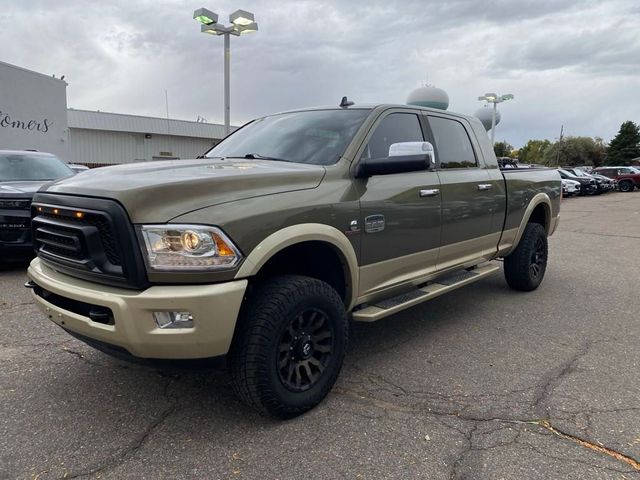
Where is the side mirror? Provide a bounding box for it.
[389,141,435,165]
[356,141,435,178]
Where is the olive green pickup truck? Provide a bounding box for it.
[26,103,561,418]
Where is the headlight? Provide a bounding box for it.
[139,224,242,271]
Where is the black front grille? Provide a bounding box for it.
[0,212,31,244]
[0,229,26,242]
[0,199,31,209]
[40,210,121,265]
[31,193,148,290]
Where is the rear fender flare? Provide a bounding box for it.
[505,193,552,256]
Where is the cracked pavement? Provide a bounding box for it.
[1,192,639,479]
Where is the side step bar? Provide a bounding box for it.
[352,262,500,322]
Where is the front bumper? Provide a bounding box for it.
[27,258,247,359]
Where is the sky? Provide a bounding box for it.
[1,0,639,147]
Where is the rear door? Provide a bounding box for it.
[426,114,502,270]
[354,109,442,297]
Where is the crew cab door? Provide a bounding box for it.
[425,114,503,270]
[353,109,442,298]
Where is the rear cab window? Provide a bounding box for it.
[427,116,478,169]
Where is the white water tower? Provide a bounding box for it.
[406,85,449,110]
[474,105,501,131]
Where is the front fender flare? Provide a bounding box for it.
[234,223,359,309]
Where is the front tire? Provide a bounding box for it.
[228,275,348,418]
[504,223,548,292]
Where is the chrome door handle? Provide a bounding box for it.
[419,189,440,197]
[477,184,493,191]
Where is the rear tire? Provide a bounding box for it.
[619,181,634,193]
[504,223,548,292]
[228,275,348,419]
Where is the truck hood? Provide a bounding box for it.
[0,181,51,198]
[40,158,326,222]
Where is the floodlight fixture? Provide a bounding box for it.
[235,22,258,34]
[193,8,218,25]
[478,92,515,144]
[194,7,258,134]
[230,9,255,26]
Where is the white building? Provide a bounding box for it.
[67,109,231,167]
[0,61,69,158]
[0,60,232,167]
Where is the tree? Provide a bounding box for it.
[518,139,552,165]
[493,141,513,158]
[543,136,604,167]
[605,121,640,165]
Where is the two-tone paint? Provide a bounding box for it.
[29,103,561,359]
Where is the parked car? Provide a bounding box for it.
[68,164,90,174]
[562,178,581,197]
[563,167,613,194]
[592,166,640,192]
[0,150,74,259]
[26,103,561,418]
[588,172,616,191]
[558,168,598,195]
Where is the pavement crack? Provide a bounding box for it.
[534,420,640,472]
[334,387,640,475]
[531,342,590,415]
[61,375,179,479]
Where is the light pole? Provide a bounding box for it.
[193,8,258,135]
[477,93,514,145]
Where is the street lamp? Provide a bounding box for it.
[477,93,514,145]
[194,7,258,135]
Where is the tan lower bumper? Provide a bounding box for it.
[27,258,247,359]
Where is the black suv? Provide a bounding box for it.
[0,150,74,260]
[558,168,598,195]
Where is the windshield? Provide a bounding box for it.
[571,169,590,177]
[0,153,73,181]
[558,168,578,178]
[206,109,370,166]
[620,167,639,174]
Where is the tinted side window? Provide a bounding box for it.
[428,116,477,168]
[362,113,424,159]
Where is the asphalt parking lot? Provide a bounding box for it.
[1,191,639,480]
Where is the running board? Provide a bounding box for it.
[352,262,500,322]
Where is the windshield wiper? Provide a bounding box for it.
[243,153,293,163]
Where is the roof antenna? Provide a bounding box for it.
[339,96,354,108]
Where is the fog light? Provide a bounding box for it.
[153,311,194,329]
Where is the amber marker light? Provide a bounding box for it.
[75,211,85,219]
[214,233,234,256]
[53,208,59,215]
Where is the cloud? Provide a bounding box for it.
[0,0,638,146]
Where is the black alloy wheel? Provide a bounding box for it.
[530,236,546,281]
[229,275,348,418]
[504,222,548,291]
[277,308,334,392]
